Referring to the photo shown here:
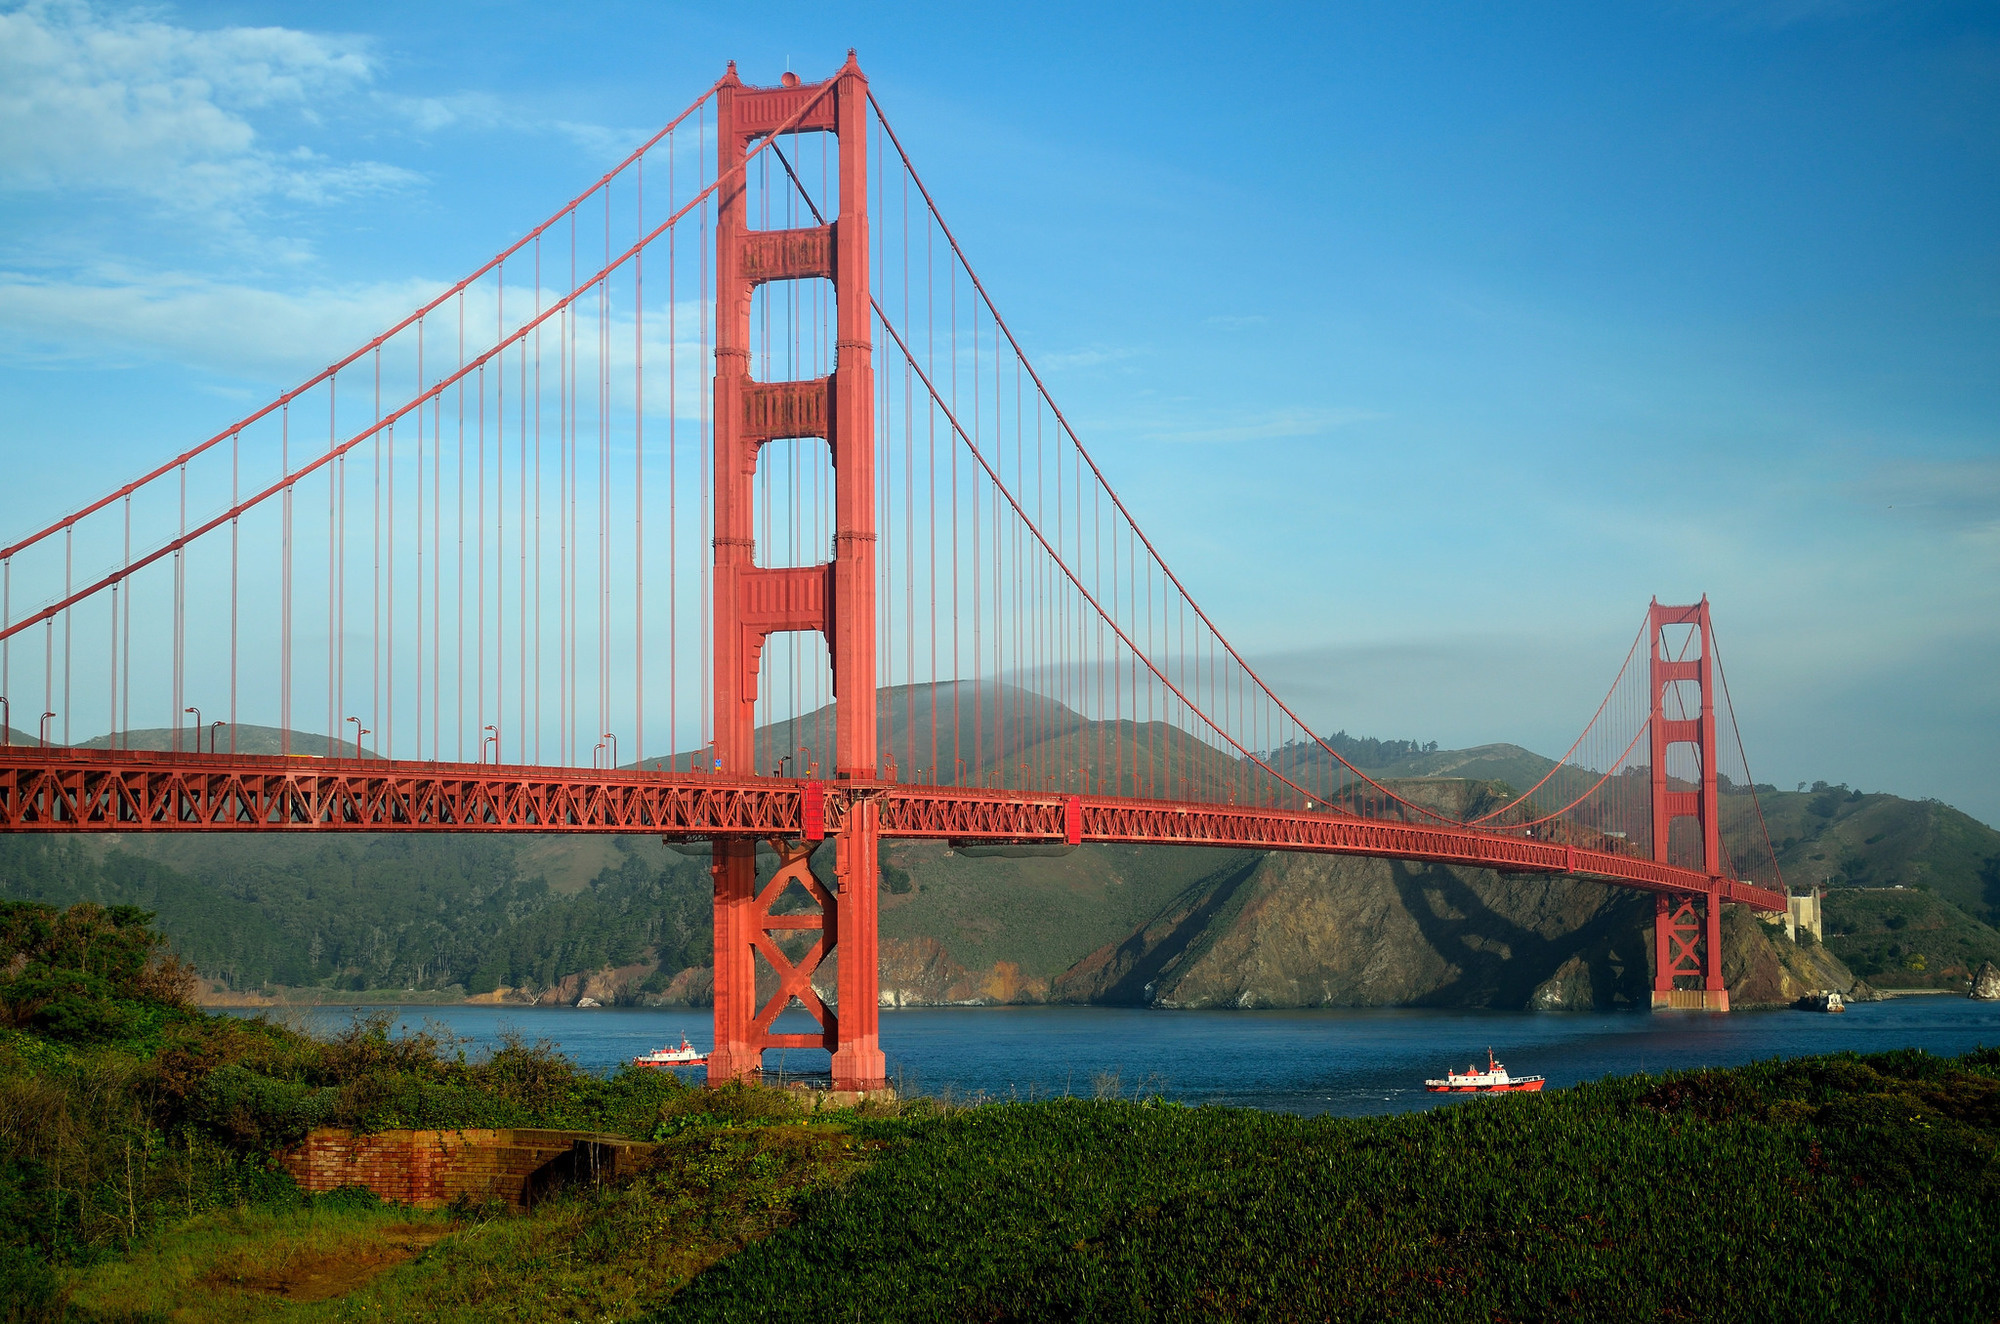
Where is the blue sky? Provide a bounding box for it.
[1,0,1995,823]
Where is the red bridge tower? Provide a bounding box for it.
[707,56,887,1091]
[1648,598,1729,1011]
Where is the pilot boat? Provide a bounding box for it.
[632,1036,708,1068]
[1424,1048,1544,1093]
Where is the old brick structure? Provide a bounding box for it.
[279,1128,654,1209]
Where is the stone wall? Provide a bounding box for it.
[279,1128,654,1209]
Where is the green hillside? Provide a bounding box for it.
[1822,887,2000,990]
[1756,782,2000,921]
[0,833,712,999]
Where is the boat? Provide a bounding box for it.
[1796,991,1846,1013]
[1424,1048,1545,1094]
[631,1036,708,1068]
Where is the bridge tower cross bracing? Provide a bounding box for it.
[707,55,886,1091]
[1648,597,1729,1012]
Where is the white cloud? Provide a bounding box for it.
[0,268,446,377]
[375,90,651,166]
[1038,345,1139,372]
[0,0,414,223]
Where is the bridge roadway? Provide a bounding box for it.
[0,747,1784,911]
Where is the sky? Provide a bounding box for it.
[0,0,1995,824]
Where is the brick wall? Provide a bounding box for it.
[279,1128,654,1209]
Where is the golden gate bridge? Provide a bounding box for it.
[0,57,1786,1089]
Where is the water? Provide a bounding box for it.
[232,996,2000,1117]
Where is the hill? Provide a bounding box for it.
[1821,887,2000,990]
[73,722,378,758]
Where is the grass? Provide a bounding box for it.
[61,1197,458,1323]
[58,1116,874,1324]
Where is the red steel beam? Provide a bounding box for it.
[0,749,1783,911]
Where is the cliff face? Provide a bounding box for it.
[1047,851,1866,1012]
[1724,908,1866,1006]
[1052,853,1658,1010]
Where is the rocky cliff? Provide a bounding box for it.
[1046,851,1863,1012]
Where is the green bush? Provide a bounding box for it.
[662,1052,2000,1322]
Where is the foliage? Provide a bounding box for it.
[1821,887,2000,988]
[661,1051,2000,1322]
[0,834,713,998]
[0,900,195,1044]
[1274,730,1440,768]
[1757,787,2000,922]
[0,903,699,1307]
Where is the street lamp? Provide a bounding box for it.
[212,720,226,755]
[346,717,367,759]
[0,695,8,746]
[601,732,618,770]
[39,711,56,749]
[482,724,499,764]
[184,706,201,753]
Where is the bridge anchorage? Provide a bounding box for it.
[0,56,1782,1090]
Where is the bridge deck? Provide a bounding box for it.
[0,748,1782,910]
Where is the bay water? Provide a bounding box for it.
[234,996,2000,1117]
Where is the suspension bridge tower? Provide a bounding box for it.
[1648,598,1730,1011]
[707,55,888,1091]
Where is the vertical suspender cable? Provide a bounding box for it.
[231,432,239,752]
[635,155,645,768]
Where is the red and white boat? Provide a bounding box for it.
[1424,1048,1545,1094]
[631,1036,707,1068]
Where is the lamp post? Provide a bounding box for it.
[601,733,618,771]
[40,711,56,749]
[346,717,366,759]
[0,695,8,746]
[213,720,227,755]
[482,724,499,764]
[184,706,201,753]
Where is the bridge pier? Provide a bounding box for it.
[1651,889,1730,1011]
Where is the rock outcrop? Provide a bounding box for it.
[1054,853,1658,1010]
[1972,960,2000,1001]
[1724,909,1865,1007]
[1529,956,1595,1011]
[1049,851,1867,1012]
